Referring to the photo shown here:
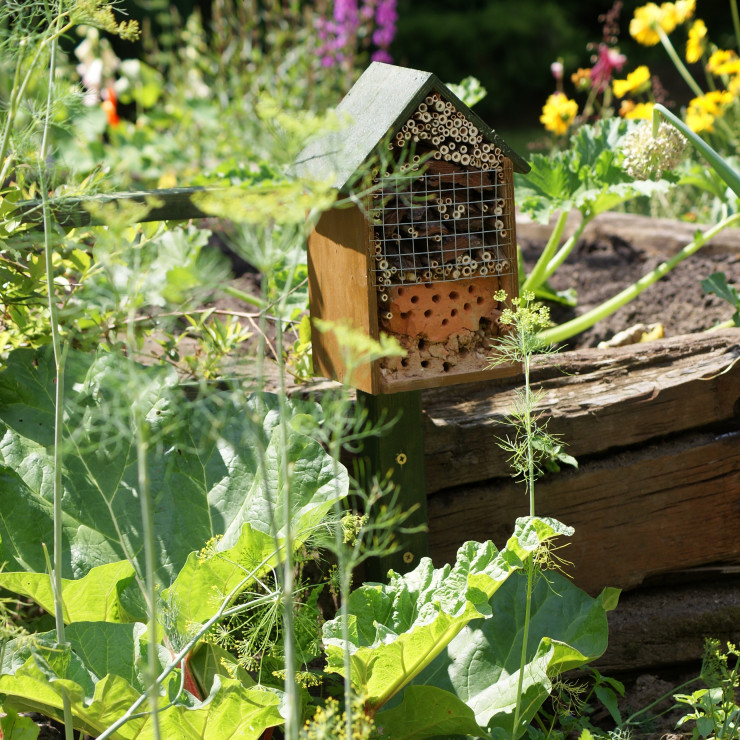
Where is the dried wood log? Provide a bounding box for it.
[421,329,740,494]
[595,575,740,673]
[427,429,740,595]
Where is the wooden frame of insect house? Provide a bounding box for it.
[296,62,530,394]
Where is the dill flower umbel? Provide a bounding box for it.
[540,92,578,136]
[612,65,651,97]
[685,18,707,63]
[620,120,687,179]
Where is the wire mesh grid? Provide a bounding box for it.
[370,166,514,287]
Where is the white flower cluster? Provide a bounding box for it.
[620,121,687,180]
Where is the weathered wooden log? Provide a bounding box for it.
[421,330,740,494]
[422,330,740,595]
[595,573,740,673]
[427,428,740,594]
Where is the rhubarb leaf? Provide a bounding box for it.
[380,569,619,740]
[0,626,283,739]
[0,346,347,585]
[322,517,573,712]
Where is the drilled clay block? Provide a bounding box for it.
[380,277,502,343]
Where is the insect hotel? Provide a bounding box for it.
[297,62,530,394]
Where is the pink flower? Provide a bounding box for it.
[590,44,627,92]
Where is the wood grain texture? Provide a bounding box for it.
[427,429,740,595]
[308,205,378,393]
[421,330,740,493]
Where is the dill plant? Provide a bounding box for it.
[489,290,574,740]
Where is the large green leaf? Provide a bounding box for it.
[378,570,619,740]
[0,625,283,739]
[322,517,573,713]
[0,561,136,623]
[0,708,40,740]
[0,346,347,585]
[515,119,671,223]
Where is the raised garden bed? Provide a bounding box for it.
[419,211,740,672]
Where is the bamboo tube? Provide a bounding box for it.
[379,291,389,302]
[479,266,489,276]
[460,154,471,165]
[434,100,445,112]
[451,151,461,163]
[481,250,492,261]
[481,143,491,153]
[452,268,461,279]
[462,265,472,277]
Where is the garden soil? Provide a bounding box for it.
[517,211,740,350]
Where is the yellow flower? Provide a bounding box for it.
[673,0,695,24]
[707,49,740,76]
[624,102,655,119]
[685,90,734,132]
[685,19,707,63]
[540,92,578,136]
[630,3,678,46]
[613,65,652,97]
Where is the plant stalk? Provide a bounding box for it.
[39,16,75,740]
[731,0,740,57]
[522,210,569,293]
[538,211,740,345]
[658,27,704,99]
[511,340,536,740]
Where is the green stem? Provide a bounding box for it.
[127,276,161,740]
[541,215,591,286]
[538,212,740,345]
[731,0,740,54]
[658,27,704,98]
[272,229,305,740]
[39,18,75,740]
[0,17,75,185]
[511,338,536,740]
[222,284,266,309]
[522,210,569,293]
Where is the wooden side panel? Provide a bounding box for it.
[308,206,379,393]
[498,157,519,302]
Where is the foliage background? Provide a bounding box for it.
[108,0,736,146]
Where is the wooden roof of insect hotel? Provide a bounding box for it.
[295,62,530,187]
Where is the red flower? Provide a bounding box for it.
[101,85,120,127]
[590,44,627,92]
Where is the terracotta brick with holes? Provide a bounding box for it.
[380,278,503,342]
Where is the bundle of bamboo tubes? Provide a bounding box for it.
[372,91,514,304]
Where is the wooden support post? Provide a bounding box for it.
[357,389,429,580]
